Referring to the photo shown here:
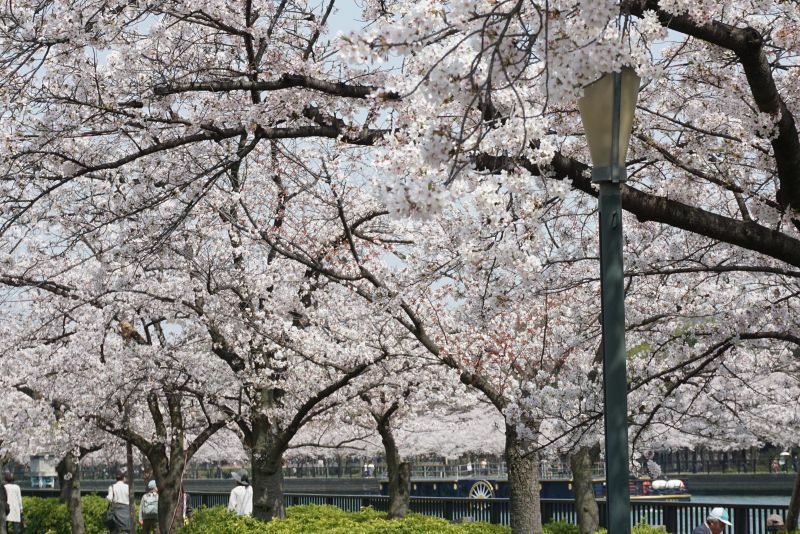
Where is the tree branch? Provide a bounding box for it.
[153,74,400,100]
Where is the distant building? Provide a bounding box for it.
[30,454,57,488]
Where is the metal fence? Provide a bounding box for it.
[278,494,788,534]
[181,492,789,534]
[22,489,791,534]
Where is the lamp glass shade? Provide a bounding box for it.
[577,67,640,171]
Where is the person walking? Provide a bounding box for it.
[691,507,732,534]
[106,471,131,533]
[3,472,22,534]
[139,480,159,534]
[228,472,253,516]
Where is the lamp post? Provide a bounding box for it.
[578,67,640,534]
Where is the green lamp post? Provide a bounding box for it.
[578,67,640,534]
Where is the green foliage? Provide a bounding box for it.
[178,504,512,533]
[541,520,664,534]
[177,506,677,533]
[18,500,749,534]
[541,520,607,534]
[21,496,69,534]
[82,495,113,534]
[176,506,266,534]
[632,523,668,534]
[541,520,580,534]
[21,495,124,534]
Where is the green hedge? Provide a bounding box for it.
[541,520,668,534]
[22,499,790,534]
[21,495,108,534]
[178,505,510,533]
[177,505,673,533]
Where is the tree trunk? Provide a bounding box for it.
[505,423,543,534]
[376,416,410,518]
[148,453,183,534]
[570,445,600,534]
[251,416,286,521]
[0,482,7,534]
[56,452,86,534]
[393,463,411,517]
[787,467,800,530]
[157,474,182,533]
[127,443,135,534]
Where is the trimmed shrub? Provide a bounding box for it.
[21,499,764,534]
[178,505,512,533]
[541,520,669,533]
[21,495,127,534]
[540,520,609,534]
[82,495,113,534]
[21,496,69,534]
[177,505,684,533]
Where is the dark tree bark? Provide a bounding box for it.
[361,391,412,519]
[375,414,410,519]
[127,443,135,533]
[505,423,542,534]
[149,451,181,534]
[787,468,800,531]
[56,451,86,534]
[0,475,7,534]
[570,445,600,534]
[250,415,287,522]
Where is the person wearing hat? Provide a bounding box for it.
[766,513,786,533]
[227,472,253,516]
[691,507,732,534]
[139,480,159,534]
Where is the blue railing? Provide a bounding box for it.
[22,489,790,534]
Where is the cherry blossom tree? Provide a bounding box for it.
[336,3,800,530]
[3,2,800,534]
[0,272,235,533]
[0,158,410,528]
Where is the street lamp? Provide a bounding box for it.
[578,67,640,534]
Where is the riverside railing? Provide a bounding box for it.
[190,493,788,534]
[22,489,789,534]
[280,459,607,480]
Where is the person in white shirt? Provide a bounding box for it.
[4,472,23,534]
[106,471,131,533]
[227,472,253,516]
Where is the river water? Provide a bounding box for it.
[691,494,790,506]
